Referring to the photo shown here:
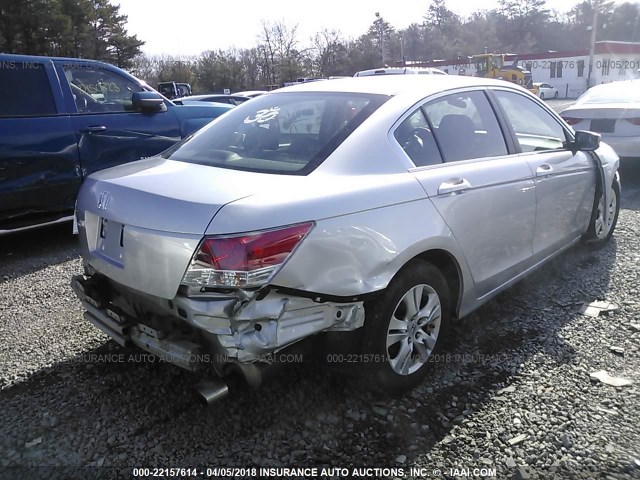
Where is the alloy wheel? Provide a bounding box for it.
[386,284,442,376]
[594,189,617,239]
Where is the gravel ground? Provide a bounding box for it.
[0,162,639,480]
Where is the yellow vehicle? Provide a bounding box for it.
[472,54,534,91]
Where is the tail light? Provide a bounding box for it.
[182,222,314,288]
[562,117,581,126]
[626,117,640,125]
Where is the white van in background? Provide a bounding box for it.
[354,67,447,76]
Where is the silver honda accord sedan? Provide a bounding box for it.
[72,75,620,399]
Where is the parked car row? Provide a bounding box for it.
[174,94,251,106]
[354,67,447,76]
[70,74,620,400]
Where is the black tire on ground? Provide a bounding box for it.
[583,179,620,244]
[360,260,451,395]
[540,92,545,99]
[554,91,559,99]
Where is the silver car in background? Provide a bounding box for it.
[72,76,620,400]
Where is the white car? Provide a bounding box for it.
[354,67,447,76]
[233,90,268,98]
[72,75,620,403]
[561,80,640,158]
[175,94,251,106]
[534,82,559,99]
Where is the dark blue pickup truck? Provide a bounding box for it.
[0,54,233,233]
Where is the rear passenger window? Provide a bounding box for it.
[0,62,56,117]
[394,108,442,166]
[493,90,567,152]
[423,91,507,162]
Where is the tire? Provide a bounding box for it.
[360,260,451,395]
[554,91,559,99]
[584,179,620,244]
[540,92,545,99]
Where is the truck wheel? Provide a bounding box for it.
[584,180,620,244]
[361,260,450,395]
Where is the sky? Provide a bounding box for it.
[114,0,605,57]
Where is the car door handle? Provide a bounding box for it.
[79,125,107,133]
[438,178,472,195]
[536,164,553,176]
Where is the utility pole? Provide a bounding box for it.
[587,0,599,89]
[375,12,385,64]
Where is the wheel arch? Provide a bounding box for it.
[390,248,464,320]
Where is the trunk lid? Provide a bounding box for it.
[78,156,286,234]
[77,157,297,299]
[562,104,640,119]
[561,106,640,137]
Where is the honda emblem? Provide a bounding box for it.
[97,192,111,210]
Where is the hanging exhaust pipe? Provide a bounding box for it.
[193,378,229,405]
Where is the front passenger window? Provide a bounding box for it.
[423,91,508,162]
[62,65,144,114]
[493,90,567,152]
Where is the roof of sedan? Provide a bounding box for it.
[274,74,521,97]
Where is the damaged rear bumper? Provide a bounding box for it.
[71,274,365,384]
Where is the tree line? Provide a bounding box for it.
[0,0,143,68]
[132,0,640,93]
[1,0,639,93]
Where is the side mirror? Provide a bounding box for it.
[132,91,167,113]
[573,130,600,151]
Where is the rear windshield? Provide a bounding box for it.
[163,92,388,175]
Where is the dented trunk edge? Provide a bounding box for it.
[71,274,365,383]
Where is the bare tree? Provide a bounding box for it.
[258,20,305,84]
[310,29,348,77]
[128,2,640,93]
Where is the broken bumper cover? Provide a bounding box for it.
[71,275,365,378]
[72,277,205,371]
